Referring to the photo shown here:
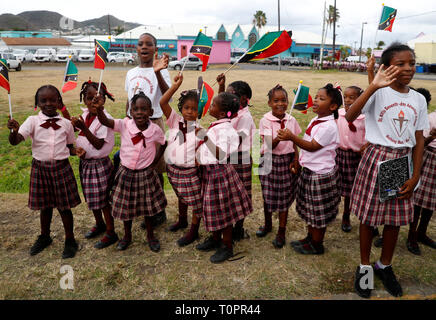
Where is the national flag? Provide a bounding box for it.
[378,5,397,32]
[293,85,313,113]
[190,31,213,72]
[238,30,292,63]
[197,76,214,119]
[0,59,10,93]
[94,39,109,69]
[62,60,78,93]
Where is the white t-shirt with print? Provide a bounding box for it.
[362,86,429,148]
[125,67,171,118]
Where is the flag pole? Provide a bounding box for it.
[97,69,104,95]
[180,53,190,73]
[210,49,250,87]
[8,92,13,132]
[285,80,303,129]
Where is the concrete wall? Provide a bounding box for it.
[415,42,436,64]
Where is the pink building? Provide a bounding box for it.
[177,40,231,64]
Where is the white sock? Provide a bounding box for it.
[360,264,372,270]
[375,260,390,269]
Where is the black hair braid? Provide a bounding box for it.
[34,85,64,108]
[178,90,199,112]
[131,91,152,108]
[218,92,240,118]
[79,81,115,103]
[381,42,415,67]
[228,80,252,100]
[347,85,364,96]
[323,83,342,119]
[267,84,288,101]
[413,87,431,107]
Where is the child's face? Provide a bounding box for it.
[84,86,104,114]
[131,98,153,128]
[137,34,156,65]
[181,99,198,122]
[38,88,61,117]
[343,88,359,111]
[208,96,223,119]
[268,90,288,119]
[389,50,416,86]
[313,89,337,117]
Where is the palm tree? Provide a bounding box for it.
[327,5,340,30]
[376,40,385,49]
[252,10,267,35]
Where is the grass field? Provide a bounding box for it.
[0,67,435,300]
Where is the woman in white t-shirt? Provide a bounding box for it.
[346,43,429,299]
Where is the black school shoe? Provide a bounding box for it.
[30,235,53,256]
[417,235,436,249]
[148,238,161,253]
[232,226,248,242]
[255,226,271,238]
[290,234,311,249]
[195,236,221,252]
[374,264,403,297]
[94,233,119,249]
[293,241,324,255]
[374,237,383,248]
[354,266,372,299]
[406,240,421,255]
[272,234,285,249]
[62,239,78,259]
[85,224,106,239]
[116,238,131,251]
[210,245,233,263]
[341,222,352,233]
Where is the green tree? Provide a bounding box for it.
[327,5,340,29]
[340,45,351,59]
[376,40,385,49]
[366,47,372,58]
[252,10,267,34]
[114,26,124,36]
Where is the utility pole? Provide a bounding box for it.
[359,22,367,63]
[319,1,327,69]
[107,14,111,39]
[278,0,281,71]
[332,0,336,62]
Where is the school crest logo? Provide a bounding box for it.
[392,110,409,137]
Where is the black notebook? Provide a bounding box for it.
[377,155,410,203]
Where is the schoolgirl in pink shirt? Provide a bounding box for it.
[217,73,256,241]
[278,83,341,255]
[7,85,85,259]
[96,91,167,252]
[72,80,118,249]
[160,73,203,247]
[257,84,301,249]
[335,85,365,232]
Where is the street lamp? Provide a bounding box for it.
[359,22,367,63]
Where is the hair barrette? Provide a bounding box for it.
[273,84,283,90]
[180,90,189,97]
[227,111,232,118]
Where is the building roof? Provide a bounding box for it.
[407,33,436,49]
[1,37,71,46]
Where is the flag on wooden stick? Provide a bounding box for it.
[238,30,292,62]
[378,5,397,32]
[62,59,78,93]
[0,59,10,93]
[190,31,213,72]
[197,76,214,119]
[94,39,109,69]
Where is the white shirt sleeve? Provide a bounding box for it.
[18,116,34,140]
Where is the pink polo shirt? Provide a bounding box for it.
[299,115,340,174]
[424,111,436,149]
[18,111,75,161]
[337,108,366,152]
[113,117,165,170]
[231,107,256,153]
[164,109,201,167]
[259,111,301,155]
[75,108,115,159]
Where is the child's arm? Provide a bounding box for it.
[95,96,115,129]
[366,55,376,84]
[68,144,86,158]
[345,64,401,122]
[216,73,226,94]
[277,129,323,152]
[7,118,24,145]
[196,128,227,161]
[398,130,424,199]
[160,74,184,119]
[71,116,105,150]
[290,146,300,174]
[150,141,168,169]
[154,53,170,95]
[424,128,436,146]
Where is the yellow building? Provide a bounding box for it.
[415,42,436,64]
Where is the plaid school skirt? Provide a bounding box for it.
[29,158,81,211]
[336,148,362,198]
[296,167,340,228]
[414,147,436,211]
[201,164,252,232]
[350,144,412,227]
[259,153,298,212]
[111,165,167,221]
[166,164,202,218]
[231,151,253,200]
[79,157,113,210]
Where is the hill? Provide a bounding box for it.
[0,13,34,30]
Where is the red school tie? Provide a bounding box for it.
[40,118,61,130]
[78,114,97,136]
[131,132,146,148]
[348,121,357,132]
[305,120,327,136]
[177,121,188,145]
[277,119,286,129]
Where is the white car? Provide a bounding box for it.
[109,52,135,64]
[56,49,79,62]
[0,52,22,71]
[107,52,120,61]
[169,56,204,70]
[33,48,56,62]
[78,49,95,62]
[12,49,33,63]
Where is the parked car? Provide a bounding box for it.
[168,56,204,70]
[107,52,120,61]
[78,49,95,62]
[12,49,33,63]
[0,52,21,71]
[109,52,135,64]
[55,49,79,62]
[32,48,56,62]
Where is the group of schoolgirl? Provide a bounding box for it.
[6,40,435,297]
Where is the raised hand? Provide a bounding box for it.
[7,118,20,133]
[372,64,400,89]
[174,73,184,88]
[216,73,226,86]
[92,94,105,108]
[71,116,86,131]
[153,52,169,73]
[366,55,376,72]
